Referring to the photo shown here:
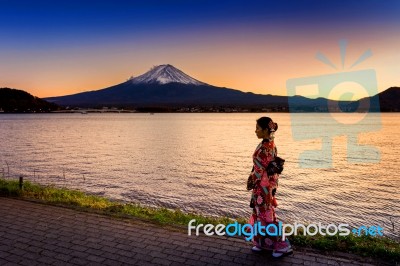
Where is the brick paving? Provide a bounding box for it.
[0,197,392,265]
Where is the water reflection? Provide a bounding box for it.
[0,113,399,238]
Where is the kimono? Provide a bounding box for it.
[248,138,289,250]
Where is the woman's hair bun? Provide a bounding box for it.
[257,117,278,133]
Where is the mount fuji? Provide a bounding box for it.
[45,64,288,108]
[130,64,207,86]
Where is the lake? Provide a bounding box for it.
[0,113,399,238]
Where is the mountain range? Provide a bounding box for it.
[43,64,399,112]
[1,65,398,112]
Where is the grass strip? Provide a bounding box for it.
[1,178,399,263]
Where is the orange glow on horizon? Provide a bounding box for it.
[1,27,398,99]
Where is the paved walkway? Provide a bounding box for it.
[0,197,391,266]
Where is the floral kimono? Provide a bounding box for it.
[248,138,289,250]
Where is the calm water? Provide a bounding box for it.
[0,113,399,238]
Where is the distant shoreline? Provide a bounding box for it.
[0,106,399,114]
[0,110,398,114]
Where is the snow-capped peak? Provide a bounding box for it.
[130,64,207,86]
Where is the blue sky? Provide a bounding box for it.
[1,0,399,97]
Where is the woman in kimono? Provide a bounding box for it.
[247,116,292,257]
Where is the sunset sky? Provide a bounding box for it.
[0,0,399,99]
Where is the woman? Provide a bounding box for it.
[247,116,292,257]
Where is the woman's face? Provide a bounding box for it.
[255,123,269,139]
